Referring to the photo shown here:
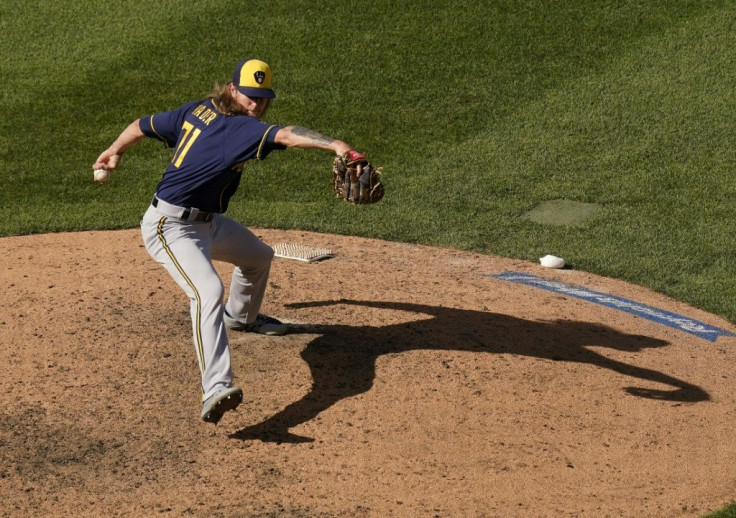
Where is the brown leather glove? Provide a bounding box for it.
[332,151,385,205]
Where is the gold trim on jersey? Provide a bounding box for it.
[148,115,166,143]
[257,125,278,159]
[218,181,231,212]
[156,217,206,371]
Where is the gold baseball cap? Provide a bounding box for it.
[232,58,275,99]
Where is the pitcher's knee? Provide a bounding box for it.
[198,280,225,308]
[248,241,275,267]
[259,242,275,263]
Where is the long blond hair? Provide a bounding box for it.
[207,83,242,116]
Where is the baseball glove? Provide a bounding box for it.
[333,151,384,204]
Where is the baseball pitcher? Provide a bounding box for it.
[92,59,383,424]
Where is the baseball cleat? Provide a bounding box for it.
[201,386,243,424]
[224,312,288,336]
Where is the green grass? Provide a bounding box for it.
[706,503,736,518]
[1,1,735,514]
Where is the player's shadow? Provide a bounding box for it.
[229,300,709,443]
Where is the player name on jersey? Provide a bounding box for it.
[192,104,218,126]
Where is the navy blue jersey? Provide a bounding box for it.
[139,99,285,213]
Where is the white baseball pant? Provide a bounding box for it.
[140,201,274,401]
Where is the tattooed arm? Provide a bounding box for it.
[274,126,352,156]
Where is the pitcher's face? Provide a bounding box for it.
[231,85,270,118]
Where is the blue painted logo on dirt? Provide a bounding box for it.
[489,272,735,342]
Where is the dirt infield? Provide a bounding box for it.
[1,228,735,517]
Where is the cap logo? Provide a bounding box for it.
[254,71,265,85]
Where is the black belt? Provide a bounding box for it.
[151,197,214,222]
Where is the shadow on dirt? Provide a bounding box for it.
[230,300,709,443]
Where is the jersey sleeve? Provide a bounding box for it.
[139,101,200,148]
[255,124,287,160]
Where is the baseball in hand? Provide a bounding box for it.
[93,169,110,183]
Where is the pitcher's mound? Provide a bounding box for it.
[1,228,734,517]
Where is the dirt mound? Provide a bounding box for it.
[1,229,734,517]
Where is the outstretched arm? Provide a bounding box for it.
[274,126,352,156]
[92,119,146,172]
